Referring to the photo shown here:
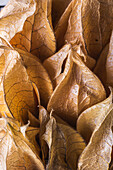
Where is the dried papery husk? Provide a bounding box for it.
[47,49,106,126]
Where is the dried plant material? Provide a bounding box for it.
[39,107,69,166]
[56,0,113,59]
[65,0,87,54]
[43,44,70,81]
[1,46,53,122]
[0,0,36,42]
[81,0,113,59]
[43,116,86,170]
[99,1,113,48]
[0,70,13,118]
[43,44,71,88]
[106,31,113,87]
[10,0,56,61]
[39,106,70,166]
[55,1,96,70]
[78,107,113,170]
[0,49,19,117]
[20,120,30,137]
[16,48,53,107]
[55,0,88,55]
[25,126,40,155]
[44,44,96,89]
[72,45,96,70]
[94,44,109,87]
[81,0,102,59]
[1,48,37,123]
[0,38,13,51]
[28,111,40,127]
[77,87,113,143]
[47,50,106,126]
[54,74,65,88]
[0,0,113,169]
[32,82,41,106]
[55,1,73,49]
[52,0,72,28]
[0,117,44,170]
[39,106,50,166]
[47,0,53,29]
[94,31,113,89]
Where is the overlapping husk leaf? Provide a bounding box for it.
[0,0,56,62]
[55,0,113,60]
[0,0,113,169]
[0,116,44,170]
[0,46,53,123]
[47,49,106,126]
